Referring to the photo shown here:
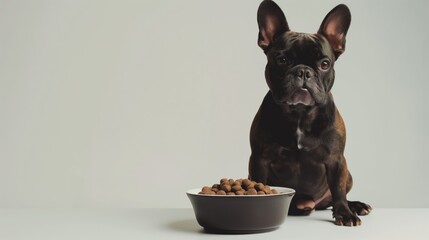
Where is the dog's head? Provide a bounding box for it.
[257,0,351,107]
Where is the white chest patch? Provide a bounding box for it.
[296,125,304,149]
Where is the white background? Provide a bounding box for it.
[1,0,428,208]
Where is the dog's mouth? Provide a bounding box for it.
[286,88,315,106]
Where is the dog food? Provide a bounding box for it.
[198,178,279,195]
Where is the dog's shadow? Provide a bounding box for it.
[287,209,336,225]
[288,215,334,224]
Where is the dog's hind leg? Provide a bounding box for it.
[288,195,315,216]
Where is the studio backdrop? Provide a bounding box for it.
[0,0,428,208]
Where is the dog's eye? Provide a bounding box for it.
[277,57,288,65]
[319,60,331,70]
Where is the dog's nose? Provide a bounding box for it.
[296,68,313,80]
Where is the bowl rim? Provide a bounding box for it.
[186,186,295,197]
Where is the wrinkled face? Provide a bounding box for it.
[265,32,336,107]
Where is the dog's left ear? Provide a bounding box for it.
[318,4,351,59]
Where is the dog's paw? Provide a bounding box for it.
[333,206,361,226]
[348,201,372,216]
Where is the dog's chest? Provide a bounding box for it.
[294,122,320,151]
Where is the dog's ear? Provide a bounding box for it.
[318,4,351,59]
[257,0,289,52]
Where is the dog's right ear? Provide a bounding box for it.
[257,0,289,52]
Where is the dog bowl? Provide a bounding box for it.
[187,186,295,233]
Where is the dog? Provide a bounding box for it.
[248,0,372,226]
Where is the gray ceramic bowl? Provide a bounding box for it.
[187,186,295,234]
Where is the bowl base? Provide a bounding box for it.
[203,226,279,234]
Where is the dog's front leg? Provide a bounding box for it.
[325,155,361,226]
[248,153,270,183]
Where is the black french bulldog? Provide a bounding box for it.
[248,0,372,226]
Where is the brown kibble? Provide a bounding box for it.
[235,190,245,195]
[245,189,258,195]
[242,179,255,190]
[216,190,226,195]
[247,182,255,190]
[255,183,265,191]
[233,180,241,186]
[228,179,235,185]
[263,186,271,194]
[231,184,242,192]
[221,184,232,192]
[202,186,212,193]
[242,179,251,187]
[198,179,279,196]
[220,178,228,184]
